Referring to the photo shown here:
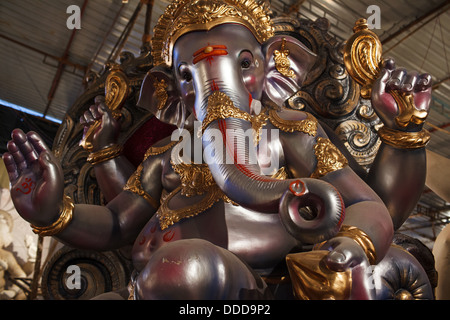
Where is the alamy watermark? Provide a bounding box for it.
[367,5,381,30]
[66,5,81,30]
[65,265,81,290]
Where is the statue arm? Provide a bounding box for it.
[80,96,135,202]
[321,166,394,263]
[55,154,163,250]
[366,144,426,230]
[366,60,432,230]
[54,190,157,250]
[91,154,136,202]
[282,118,393,264]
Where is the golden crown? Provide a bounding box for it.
[152,0,275,67]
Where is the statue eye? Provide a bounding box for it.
[178,64,192,82]
[183,71,192,82]
[239,51,253,69]
[241,59,251,69]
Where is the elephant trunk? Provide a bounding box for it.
[201,92,345,244]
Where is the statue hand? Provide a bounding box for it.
[80,96,120,152]
[319,236,369,272]
[2,129,64,227]
[371,59,432,132]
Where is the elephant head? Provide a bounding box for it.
[138,0,344,244]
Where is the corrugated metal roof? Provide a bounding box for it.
[0,0,449,246]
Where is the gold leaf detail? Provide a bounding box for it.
[154,79,168,110]
[286,250,352,300]
[311,137,348,178]
[268,110,317,136]
[274,38,295,78]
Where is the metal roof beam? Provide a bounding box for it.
[0,33,87,73]
[381,0,450,47]
[43,0,89,117]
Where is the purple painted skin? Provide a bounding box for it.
[3,18,432,299]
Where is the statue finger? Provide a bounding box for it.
[89,104,102,120]
[2,153,19,182]
[38,151,62,189]
[324,250,349,272]
[79,114,87,126]
[400,72,418,93]
[381,58,396,71]
[83,109,95,125]
[16,136,39,164]
[94,95,105,106]
[27,131,51,155]
[7,140,27,172]
[416,73,432,91]
[386,68,407,91]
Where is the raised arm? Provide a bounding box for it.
[2,129,162,251]
[79,96,136,202]
[367,59,432,229]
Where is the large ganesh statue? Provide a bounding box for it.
[3,0,435,300]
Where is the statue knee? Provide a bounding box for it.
[134,239,270,300]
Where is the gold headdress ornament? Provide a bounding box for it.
[152,0,275,67]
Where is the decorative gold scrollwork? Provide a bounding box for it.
[343,18,382,99]
[274,37,296,78]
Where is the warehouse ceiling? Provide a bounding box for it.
[0,0,449,248]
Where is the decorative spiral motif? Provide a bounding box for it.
[41,246,130,300]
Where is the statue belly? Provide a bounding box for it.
[131,201,299,275]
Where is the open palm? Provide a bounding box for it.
[2,129,64,227]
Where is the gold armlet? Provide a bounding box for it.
[378,126,430,149]
[311,137,348,179]
[87,144,123,165]
[336,225,377,265]
[31,195,74,237]
[268,110,317,137]
[123,165,159,209]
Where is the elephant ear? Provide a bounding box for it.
[137,65,187,128]
[262,35,317,107]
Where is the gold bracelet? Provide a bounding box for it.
[336,225,377,265]
[378,126,430,149]
[31,194,74,237]
[87,144,123,165]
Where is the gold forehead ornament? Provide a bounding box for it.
[152,0,275,67]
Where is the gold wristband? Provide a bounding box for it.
[31,194,74,237]
[336,225,377,265]
[378,126,430,149]
[87,144,123,165]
